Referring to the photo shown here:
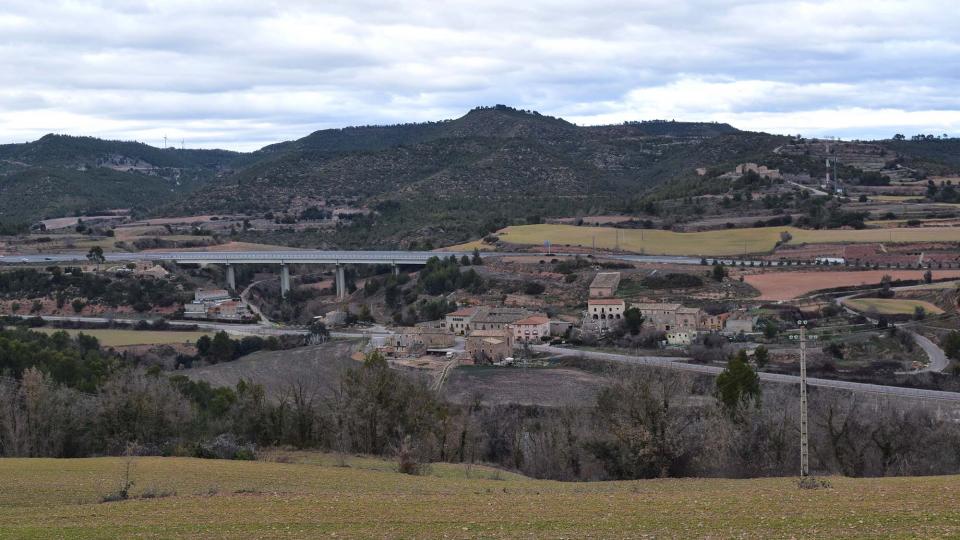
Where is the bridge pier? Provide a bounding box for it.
[280,264,290,298]
[225,264,236,291]
[335,264,346,300]
[392,263,399,277]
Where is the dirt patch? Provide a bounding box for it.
[181,341,363,400]
[744,269,960,301]
[443,365,608,406]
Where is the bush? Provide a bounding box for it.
[193,434,256,460]
[523,282,546,295]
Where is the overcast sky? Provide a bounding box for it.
[1,0,958,151]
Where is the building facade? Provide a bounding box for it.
[466,329,514,364]
[510,315,551,343]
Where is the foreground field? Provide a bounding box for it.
[490,224,960,256]
[27,328,211,346]
[2,456,960,538]
[744,269,960,300]
[843,297,946,315]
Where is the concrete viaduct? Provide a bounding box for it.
[1,250,471,300]
[147,250,474,299]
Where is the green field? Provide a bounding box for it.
[2,456,960,537]
[492,224,960,256]
[843,298,946,315]
[28,328,211,346]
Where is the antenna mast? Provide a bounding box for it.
[798,319,809,477]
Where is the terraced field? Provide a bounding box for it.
[490,224,960,256]
[2,456,960,538]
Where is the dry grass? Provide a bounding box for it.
[490,224,960,256]
[1,456,960,537]
[843,298,945,315]
[28,328,211,346]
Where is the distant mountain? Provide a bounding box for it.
[0,107,773,245]
[159,106,761,247]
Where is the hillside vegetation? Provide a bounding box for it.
[0,134,240,222]
[1,456,959,538]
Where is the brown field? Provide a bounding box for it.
[744,269,960,300]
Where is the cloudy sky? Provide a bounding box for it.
[1,0,958,150]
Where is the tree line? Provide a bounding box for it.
[3,329,960,480]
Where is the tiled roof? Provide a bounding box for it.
[589,298,625,305]
[513,316,550,325]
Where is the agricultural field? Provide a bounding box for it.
[843,298,945,315]
[2,456,960,537]
[492,224,960,256]
[744,269,960,300]
[27,328,211,346]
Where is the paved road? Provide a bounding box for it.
[910,331,949,373]
[0,248,796,269]
[533,345,960,403]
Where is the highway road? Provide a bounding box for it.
[532,345,960,403]
[0,249,784,267]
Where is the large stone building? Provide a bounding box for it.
[470,306,543,331]
[587,298,625,322]
[589,272,621,298]
[633,303,701,333]
[391,326,455,355]
[445,306,479,335]
[466,328,514,364]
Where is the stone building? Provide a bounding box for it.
[466,328,514,364]
[589,272,621,298]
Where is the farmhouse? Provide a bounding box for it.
[391,326,456,355]
[466,328,514,364]
[471,306,543,331]
[589,272,621,297]
[510,315,551,343]
[633,303,701,332]
[735,162,782,180]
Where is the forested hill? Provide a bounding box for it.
[0,105,760,244]
[160,106,768,247]
[0,134,242,223]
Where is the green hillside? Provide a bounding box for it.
[0,134,242,223]
[1,455,958,538]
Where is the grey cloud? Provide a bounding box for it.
[0,0,958,149]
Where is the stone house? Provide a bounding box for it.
[589,272,621,297]
[466,329,514,364]
[510,315,551,343]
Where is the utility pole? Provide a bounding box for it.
[798,319,809,477]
